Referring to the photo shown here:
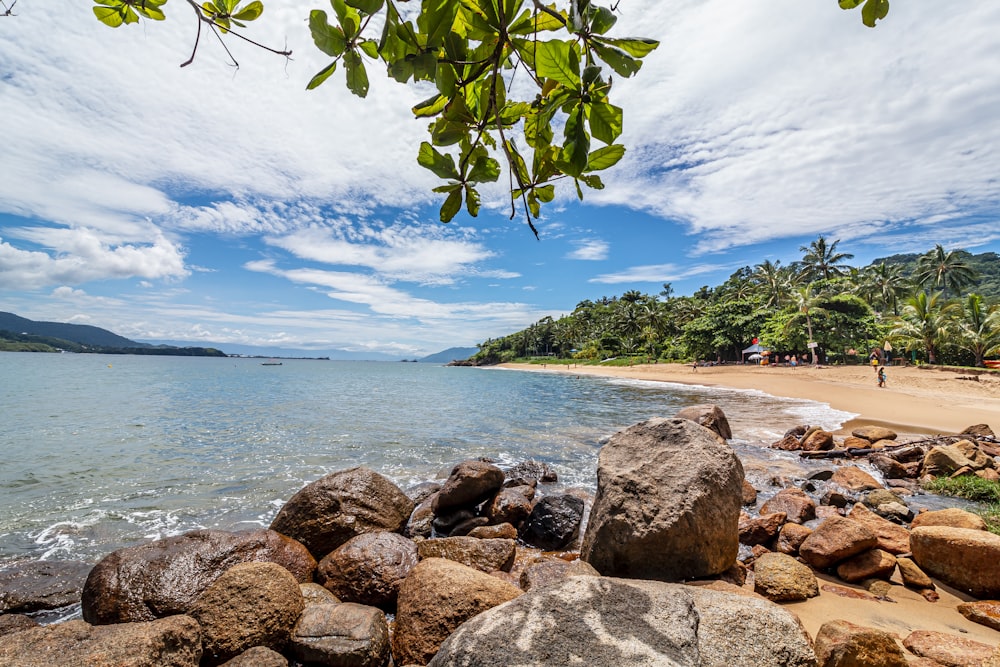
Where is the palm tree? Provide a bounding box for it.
[792,284,824,365]
[913,244,978,298]
[799,236,855,282]
[753,259,790,308]
[956,294,1000,367]
[863,261,909,315]
[891,291,958,364]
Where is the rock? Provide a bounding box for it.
[270,467,414,559]
[775,522,813,555]
[581,417,744,580]
[830,466,882,492]
[872,501,914,524]
[674,403,733,440]
[429,576,815,667]
[910,507,988,531]
[895,557,934,590]
[836,549,897,583]
[869,454,911,479]
[922,445,977,477]
[802,430,835,452]
[846,502,911,554]
[852,426,898,443]
[520,495,585,550]
[519,558,601,591]
[771,433,802,451]
[467,523,518,540]
[843,436,871,449]
[219,646,288,667]
[393,558,522,666]
[816,506,844,520]
[0,615,202,666]
[447,516,490,537]
[739,511,786,546]
[430,507,475,536]
[485,486,533,527]
[962,424,996,439]
[0,613,39,637]
[504,460,558,484]
[799,516,879,570]
[81,529,315,624]
[432,460,505,514]
[287,602,390,667]
[957,600,1000,631]
[189,561,305,666]
[910,526,1000,598]
[300,582,341,606]
[752,552,819,601]
[742,480,758,506]
[903,630,996,667]
[416,537,516,573]
[813,619,909,667]
[760,488,816,524]
[822,489,850,508]
[405,482,442,505]
[316,532,418,609]
[405,495,436,539]
[977,468,1000,482]
[0,560,91,615]
[864,488,901,508]
[953,439,995,469]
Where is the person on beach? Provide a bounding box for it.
[692,360,698,372]
[877,366,886,388]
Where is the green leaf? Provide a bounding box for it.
[135,0,167,20]
[534,184,555,203]
[440,188,463,222]
[418,142,461,180]
[344,50,370,97]
[431,119,468,146]
[839,0,863,8]
[560,104,590,177]
[508,5,565,35]
[93,5,126,27]
[591,42,640,78]
[588,101,622,145]
[596,37,659,58]
[413,94,449,118]
[332,0,361,38]
[307,61,338,90]
[465,184,481,216]
[580,173,604,190]
[232,1,263,21]
[861,0,889,27]
[359,40,380,58]
[310,11,347,57]
[346,0,384,15]
[589,5,616,35]
[468,156,501,183]
[534,40,581,87]
[419,0,460,47]
[586,144,625,171]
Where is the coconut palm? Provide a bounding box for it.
[862,261,909,315]
[799,236,855,282]
[913,244,978,298]
[792,284,824,365]
[753,259,791,308]
[956,294,1000,367]
[891,291,958,364]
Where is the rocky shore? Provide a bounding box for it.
[2,408,1000,666]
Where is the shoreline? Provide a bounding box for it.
[497,362,1000,436]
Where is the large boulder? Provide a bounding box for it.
[270,467,414,559]
[835,549,897,583]
[910,507,988,531]
[392,558,522,666]
[910,526,1000,598]
[852,426,898,443]
[752,552,819,601]
[189,561,305,666]
[220,646,288,667]
[674,404,733,440]
[416,537,516,573]
[287,602,390,667]
[431,460,505,514]
[0,615,202,667]
[921,445,977,477]
[81,529,315,624]
[799,516,879,570]
[830,466,882,492]
[760,488,816,524]
[485,486,533,527]
[520,495,585,550]
[846,502,911,554]
[316,531,418,609]
[813,619,908,667]
[0,560,92,614]
[429,576,815,667]
[903,630,997,667]
[581,418,744,580]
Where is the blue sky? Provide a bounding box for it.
[1,2,998,358]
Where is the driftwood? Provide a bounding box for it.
[799,434,998,460]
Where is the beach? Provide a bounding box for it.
[499,362,1000,436]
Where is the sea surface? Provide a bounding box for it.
[0,352,864,569]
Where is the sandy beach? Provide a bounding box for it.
[499,362,1000,436]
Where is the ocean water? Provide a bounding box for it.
[0,353,860,567]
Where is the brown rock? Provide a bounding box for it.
[870,454,912,479]
[270,467,415,559]
[902,630,996,667]
[776,522,813,555]
[953,439,995,469]
[911,526,1000,598]
[895,557,935,590]
[962,424,996,438]
[0,613,39,637]
[957,600,1000,631]
[406,494,436,539]
[799,516,879,570]
[870,439,897,450]
[847,502,911,554]
[816,505,845,519]
[752,552,818,601]
[485,487,533,527]
[852,426,898,443]
[910,507,988,531]
[392,558,523,666]
[813,619,908,667]
[0,560,92,615]
[504,460,557,485]
[189,561,305,665]
[519,558,601,591]
[674,403,733,440]
[802,430,835,452]
[771,433,802,451]
[741,480,758,506]
[0,616,202,666]
[831,466,883,492]
[836,549,897,583]
[760,488,817,524]
[739,511,786,546]
[843,436,872,449]
[81,529,315,624]
[300,582,340,606]
[416,537,516,573]
[220,646,288,667]
[432,460,505,514]
[316,531,418,609]
[976,468,1000,482]
[922,445,977,477]
[467,523,518,540]
[287,602,390,667]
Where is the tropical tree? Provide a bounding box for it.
[798,236,855,282]
[753,259,792,308]
[861,261,909,315]
[913,245,978,298]
[956,293,1000,367]
[891,291,958,364]
[792,284,824,364]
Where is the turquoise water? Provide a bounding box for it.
[0,352,855,566]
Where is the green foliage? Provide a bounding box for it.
[201,0,264,32]
[93,0,167,27]
[839,0,890,28]
[923,476,1000,534]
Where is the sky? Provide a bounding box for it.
[1,2,998,358]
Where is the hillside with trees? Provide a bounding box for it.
[473,240,1000,369]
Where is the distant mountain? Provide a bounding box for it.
[0,311,148,348]
[420,347,479,364]
[139,340,399,361]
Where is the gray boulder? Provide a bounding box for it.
[674,404,733,440]
[288,602,390,667]
[581,418,744,580]
[520,495,585,550]
[0,560,92,615]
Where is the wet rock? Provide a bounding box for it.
[189,561,304,666]
[520,495,585,551]
[505,460,557,484]
[813,619,908,667]
[405,494,436,539]
[760,488,816,524]
[581,418,743,580]
[957,600,1000,631]
[444,516,489,537]
[830,466,882,492]
[835,549,897,583]
[416,537,516,573]
[741,480,758,506]
[869,454,911,479]
[467,523,518,540]
[270,467,414,559]
[287,602,390,667]
[0,560,92,615]
[775,522,813,555]
[895,557,934,590]
[404,482,442,505]
[872,501,914,524]
[81,529,315,624]
[674,404,733,440]
[863,488,901,508]
[485,486,533,527]
[0,613,39,637]
[739,512,786,546]
[903,629,996,667]
[910,507,988,531]
[771,433,802,451]
[846,503,911,554]
[802,430,835,452]
[432,460,505,514]
[852,426,898,443]
[219,646,287,667]
[752,552,819,601]
[910,526,1000,598]
[430,507,475,536]
[799,516,879,570]
[316,531,418,609]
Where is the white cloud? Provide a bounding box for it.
[590,263,730,285]
[566,240,609,261]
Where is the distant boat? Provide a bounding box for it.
[261,360,282,366]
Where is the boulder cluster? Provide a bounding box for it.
[1,407,1000,666]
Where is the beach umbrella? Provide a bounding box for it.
[748,353,763,361]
